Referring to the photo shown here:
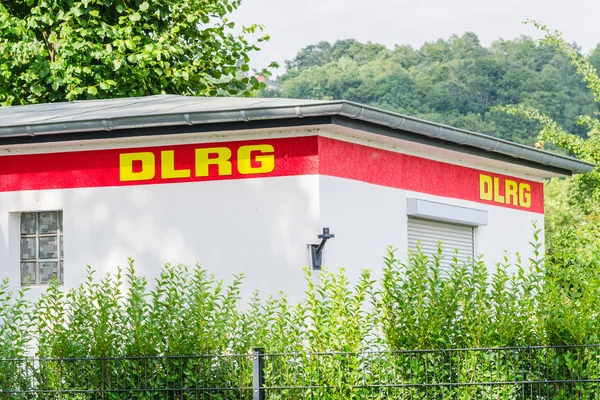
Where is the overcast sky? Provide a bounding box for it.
[232,0,600,76]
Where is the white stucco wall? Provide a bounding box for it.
[0,174,543,302]
[0,127,547,301]
[0,175,320,302]
[318,175,544,285]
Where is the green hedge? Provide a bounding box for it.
[0,225,598,398]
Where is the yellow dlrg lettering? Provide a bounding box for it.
[479,174,493,201]
[120,152,155,181]
[119,142,277,183]
[480,173,532,209]
[238,145,275,175]
[161,150,191,179]
[505,180,518,206]
[195,147,232,177]
[519,183,531,208]
[493,177,504,203]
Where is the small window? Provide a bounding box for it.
[407,217,474,270]
[20,211,63,286]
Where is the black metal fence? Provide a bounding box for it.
[1,345,599,399]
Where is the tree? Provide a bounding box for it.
[275,33,597,146]
[283,39,389,76]
[284,41,332,74]
[497,22,600,263]
[0,0,274,105]
[590,44,600,72]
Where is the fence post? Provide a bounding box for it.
[252,347,265,400]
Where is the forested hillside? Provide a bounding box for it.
[265,34,600,145]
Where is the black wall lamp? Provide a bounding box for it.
[310,227,335,270]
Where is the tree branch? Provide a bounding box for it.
[41,28,57,62]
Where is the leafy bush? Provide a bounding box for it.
[0,229,598,397]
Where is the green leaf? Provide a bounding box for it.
[0,0,276,104]
[70,6,83,17]
[87,86,98,95]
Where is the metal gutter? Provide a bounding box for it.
[0,98,594,175]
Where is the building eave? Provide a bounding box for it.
[0,95,593,175]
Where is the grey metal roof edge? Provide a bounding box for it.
[334,101,595,174]
[0,98,594,175]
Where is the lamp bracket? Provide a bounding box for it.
[310,227,335,270]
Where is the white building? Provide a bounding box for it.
[0,95,593,300]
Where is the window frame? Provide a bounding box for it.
[20,211,64,286]
[406,198,486,270]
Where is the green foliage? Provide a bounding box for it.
[0,0,274,105]
[0,230,597,398]
[496,22,600,264]
[543,177,600,267]
[380,248,542,350]
[268,34,599,145]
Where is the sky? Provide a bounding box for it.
[232,0,600,76]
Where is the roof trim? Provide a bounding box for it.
[0,97,594,175]
[332,116,573,175]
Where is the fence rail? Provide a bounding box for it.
[1,345,599,399]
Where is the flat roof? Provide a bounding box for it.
[0,95,594,175]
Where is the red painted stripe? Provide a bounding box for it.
[318,136,544,213]
[0,135,543,213]
[0,136,319,191]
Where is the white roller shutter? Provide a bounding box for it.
[407,218,474,269]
